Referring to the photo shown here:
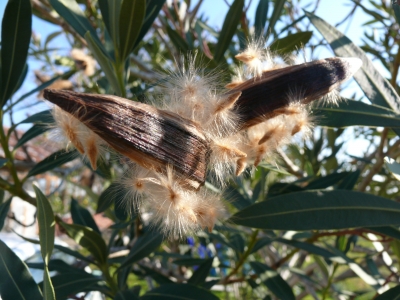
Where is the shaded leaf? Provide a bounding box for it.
[27,149,79,178]
[97,182,120,213]
[71,198,101,234]
[306,171,350,189]
[119,230,163,269]
[394,2,400,25]
[119,0,145,60]
[214,0,244,62]
[266,0,286,35]
[270,31,312,54]
[375,285,400,300]
[166,27,190,52]
[98,0,110,34]
[42,272,104,299]
[85,31,122,95]
[230,190,400,230]
[58,221,108,265]
[19,110,54,124]
[15,124,49,149]
[43,268,56,300]
[250,261,295,300]
[0,198,12,231]
[139,265,173,285]
[336,170,360,190]
[254,0,269,37]
[312,100,400,128]
[188,258,214,285]
[107,0,122,46]
[251,236,273,254]
[140,283,219,300]
[28,259,87,274]
[173,258,208,266]
[0,0,32,106]
[134,0,166,49]
[115,290,140,300]
[0,240,42,300]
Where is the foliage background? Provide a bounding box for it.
[2,0,400,299]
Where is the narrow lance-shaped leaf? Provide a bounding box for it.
[0,240,43,300]
[166,27,190,52]
[15,124,49,149]
[270,31,312,55]
[188,258,214,285]
[254,0,269,37]
[70,198,101,234]
[58,220,108,265]
[27,149,79,178]
[305,10,400,113]
[107,0,122,47]
[250,261,295,300]
[119,0,145,61]
[213,0,244,62]
[312,100,400,128]
[266,0,286,36]
[141,284,219,300]
[34,185,56,300]
[230,190,400,230]
[0,0,32,106]
[0,198,12,231]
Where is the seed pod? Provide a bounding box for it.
[233,57,362,129]
[43,89,210,190]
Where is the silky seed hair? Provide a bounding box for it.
[46,40,362,238]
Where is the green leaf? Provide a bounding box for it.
[115,290,140,300]
[306,172,350,190]
[0,159,7,168]
[188,258,214,285]
[14,124,49,149]
[312,100,400,128]
[305,10,400,113]
[393,2,400,25]
[336,170,360,190]
[33,186,55,264]
[0,198,12,231]
[98,0,110,34]
[0,0,32,106]
[42,268,56,300]
[54,244,94,263]
[97,182,120,213]
[230,190,400,230]
[140,283,219,300]
[367,226,400,241]
[41,272,104,299]
[266,0,286,36]
[18,110,54,124]
[138,265,173,285]
[48,0,104,51]
[277,238,335,259]
[133,0,166,49]
[119,0,145,60]
[27,149,79,178]
[254,0,269,37]
[250,261,295,300]
[375,285,400,300]
[71,198,101,234]
[384,157,400,181]
[0,240,43,300]
[58,221,108,265]
[270,31,312,55]
[28,259,87,274]
[251,236,273,254]
[213,0,244,62]
[119,230,163,269]
[166,27,190,52]
[85,31,122,95]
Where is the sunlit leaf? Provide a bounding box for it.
[312,100,400,128]
[266,0,286,36]
[0,0,32,106]
[14,124,49,149]
[270,31,312,54]
[58,221,108,265]
[384,157,400,181]
[254,0,269,37]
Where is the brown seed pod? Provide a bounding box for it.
[232,57,362,129]
[43,89,210,190]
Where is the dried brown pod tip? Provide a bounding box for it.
[43,89,210,190]
[233,57,362,129]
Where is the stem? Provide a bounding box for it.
[321,263,338,300]
[222,229,259,284]
[101,264,119,296]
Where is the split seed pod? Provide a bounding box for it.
[43,57,361,188]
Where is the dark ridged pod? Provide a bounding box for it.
[43,89,210,190]
[233,57,362,129]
